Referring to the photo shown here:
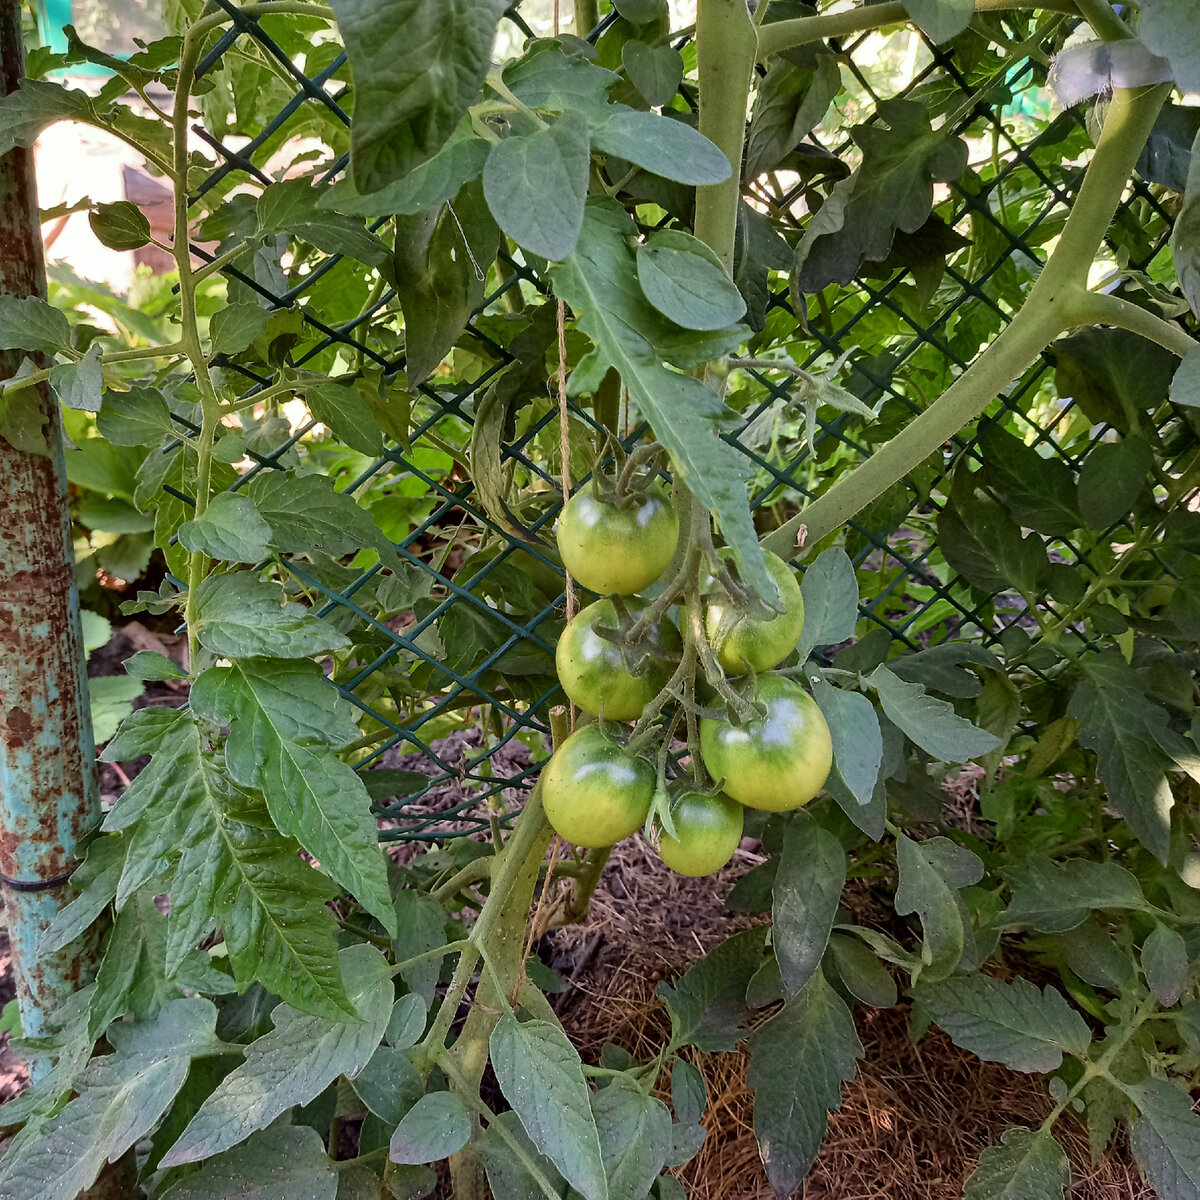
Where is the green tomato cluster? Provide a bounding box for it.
[543,486,832,878]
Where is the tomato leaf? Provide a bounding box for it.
[191,659,397,936]
[902,0,974,43]
[303,378,384,456]
[158,1126,337,1200]
[49,344,102,411]
[1126,1077,1200,1199]
[177,492,273,564]
[191,573,349,660]
[162,945,391,1166]
[0,295,72,355]
[894,833,983,982]
[1068,651,1178,862]
[636,229,747,331]
[390,1092,472,1165]
[483,111,591,262]
[1142,922,1189,1007]
[657,926,767,1052]
[89,200,152,251]
[244,470,389,559]
[0,999,219,1200]
[811,678,881,807]
[745,50,840,179]
[1140,0,1200,96]
[867,666,1002,763]
[592,1078,673,1200]
[797,546,858,658]
[1173,126,1200,316]
[963,1127,1070,1200]
[622,40,683,107]
[489,1015,607,1200]
[329,0,508,193]
[591,108,731,185]
[1004,857,1148,933]
[915,974,1091,1072]
[746,971,863,1198]
[795,99,966,291]
[1077,436,1155,530]
[0,78,96,156]
[772,812,846,999]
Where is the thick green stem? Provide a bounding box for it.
[1072,0,1132,40]
[757,0,1087,60]
[573,0,601,38]
[553,845,611,926]
[694,0,758,275]
[1072,291,1199,360]
[762,84,1170,557]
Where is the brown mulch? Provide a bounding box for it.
[545,835,1150,1200]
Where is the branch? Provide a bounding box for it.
[758,1,1094,60]
[761,83,1171,556]
[1071,291,1198,360]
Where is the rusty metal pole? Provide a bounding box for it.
[0,5,103,1064]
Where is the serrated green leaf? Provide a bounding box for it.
[963,1127,1070,1200]
[795,99,966,291]
[0,999,219,1200]
[657,927,767,1052]
[103,715,352,1019]
[1068,650,1177,861]
[551,200,774,607]
[209,302,272,358]
[191,658,395,935]
[162,944,391,1166]
[1126,1077,1200,1200]
[390,1092,471,1164]
[746,971,862,1198]
[827,933,897,1009]
[0,78,97,156]
[483,111,590,261]
[868,666,1001,763]
[244,470,387,558]
[50,344,102,411]
[1005,856,1148,933]
[39,833,124,955]
[160,1125,337,1200]
[592,1079,672,1200]
[489,1015,607,1200]
[671,1061,706,1126]
[746,50,840,179]
[798,546,858,658]
[636,229,746,331]
[191,573,349,659]
[978,425,1083,537]
[917,974,1090,1072]
[124,649,187,682]
[329,0,508,192]
[476,1112,567,1200]
[305,378,384,456]
[773,811,846,998]
[177,492,273,563]
[1077,436,1155,530]
[96,385,173,446]
[1143,922,1189,1007]
[350,1043,424,1125]
[88,674,143,745]
[89,201,151,251]
[257,178,389,266]
[0,295,71,355]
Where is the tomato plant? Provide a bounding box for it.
[0,1,1197,1199]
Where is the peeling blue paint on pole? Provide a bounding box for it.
[0,3,103,1065]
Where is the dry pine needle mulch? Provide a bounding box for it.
[547,836,1151,1200]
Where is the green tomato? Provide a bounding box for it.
[699,674,832,812]
[556,599,681,721]
[556,485,679,596]
[704,550,805,675]
[541,725,655,847]
[657,791,744,877]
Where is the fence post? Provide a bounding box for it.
[0,3,104,1063]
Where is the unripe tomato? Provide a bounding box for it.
[704,550,805,675]
[556,599,681,721]
[556,485,679,595]
[657,791,744,877]
[699,674,832,812]
[541,725,655,847]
